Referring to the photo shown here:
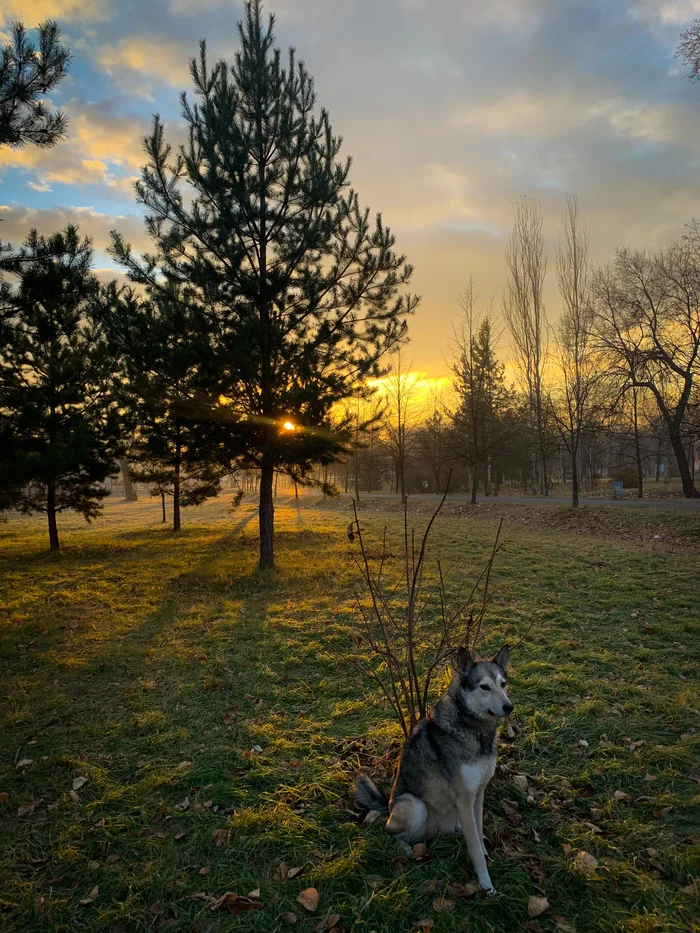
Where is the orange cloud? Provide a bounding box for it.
[95,36,191,89]
[0,0,106,26]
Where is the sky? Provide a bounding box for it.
[2,0,700,379]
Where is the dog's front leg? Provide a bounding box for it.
[457,797,495,895]
[473,785,487,858]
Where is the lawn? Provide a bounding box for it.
[1,495,699,933]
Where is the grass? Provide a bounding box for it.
[1,494,699,933]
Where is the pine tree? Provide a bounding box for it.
[99,285,226,531]
[0,227,123,550]
[0,21,70,148]
[111,0,417,568]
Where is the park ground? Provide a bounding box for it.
[1,493,699,933]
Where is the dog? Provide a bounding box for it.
[354,644,512,895]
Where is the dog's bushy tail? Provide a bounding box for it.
[353,768,389,814]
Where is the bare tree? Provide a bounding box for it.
[503,197,549,495]
[382,350,421,503]
[592,242,700,498]
[676,19,700,82]
[551,193,598,507]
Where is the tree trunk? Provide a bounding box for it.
[119,459,138,501]
[354,464,360,503]
[47,482,60,551]
[161,491,166,524]
[669,427,699,498]
[259,461,275,569]
[470,470,477,505]
[571,448,579,508]
[173,478,181,532]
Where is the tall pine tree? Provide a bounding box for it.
[0,227,123,550]
[111,0,417,568]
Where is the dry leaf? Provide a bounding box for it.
[69,790,80,804]
[16,758,34,769]
[363,809,383,826]
[447,881,478,898]
[175,830,187,841]
[681,880,699,895]
[87,860,100,871]
[654,807,672,819]
[247,888,261,899]
[574,851,598,874]
[552,914,576,933]
[287,866,304,879]
[323,914,341,931]
[562,843,572,857]
[528,896,550,918]
[414,922,434,931]
[412,843,430,861]
[578,783,595,798]
[213,893,263,916]
[0,792,9,804]
[501,799,520,816]
[432,896,455,913]
[17,798,41,817]
[73,776,87,791]
[273,862,290,882]
[212,828,231,847]
[80,885,99,905]
[298,887,320,912]
[199,865,210,876]
[613,790,632,804]
[514,774,529,793]
[644,773,657,782]
[281,912,298,924]
[177,761,191,770]
[106,854,120,865]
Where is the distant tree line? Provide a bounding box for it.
[0,4,698,564]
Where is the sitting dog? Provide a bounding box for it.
[354,644,512,895]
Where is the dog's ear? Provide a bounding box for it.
[492,643,510,672]
[456,646,474,676]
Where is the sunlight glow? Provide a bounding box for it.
[283,421,295,431]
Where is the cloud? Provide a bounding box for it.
[0,204,149,257]
[94,36,191,92]
[27,181,52,192]
[629,0,700,28]
[0,98,149,191]
[0,0,107,27]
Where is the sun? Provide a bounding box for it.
[283,421,295,431]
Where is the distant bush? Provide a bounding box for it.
[610,466,638,489]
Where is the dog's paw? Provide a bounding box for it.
[480,885,497,897]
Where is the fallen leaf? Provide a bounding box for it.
[69,790,80,804]
[72,776,87,791]
[578,783,595,798]
[363,809,383,826]
[613,790,632,804]
[106,854,120,865]
[391,855,406,874]
[213,893,263,916]
[324,914,341,931]
[17,798,42,817]
[87,860,100,871]
[433,896,455,913]
[0,792,9,804]
[16,758,34,769]
[287,866,304,880]
[298,887,320,912]
[414,922,433,931]
[247,888,261,899]
[562,843,572,857]
[273,862,290,882]
[689,773,700,784]
[447,881,478,898]
[644,773,657,782]
[514,774,529,793]
[212,828,231,847]
[175,830,187,841]
[654,807,672,819]
[281,913,298,924]
[574,851,598,874]
[199,865,210,876]
[552,914,577,933]
[681,880,700,895]
[528,896,550,918]
[80,885,99,905]
[412,843,430,861]
[501,799,520,815]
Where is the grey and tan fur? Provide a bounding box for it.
[354,644,512,895]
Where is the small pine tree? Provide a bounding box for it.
[0,21,70,148]
[0,227,123,550]
[99,285,226,531]
[112,0,418,569]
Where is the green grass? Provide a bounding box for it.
[1,495,699,932]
